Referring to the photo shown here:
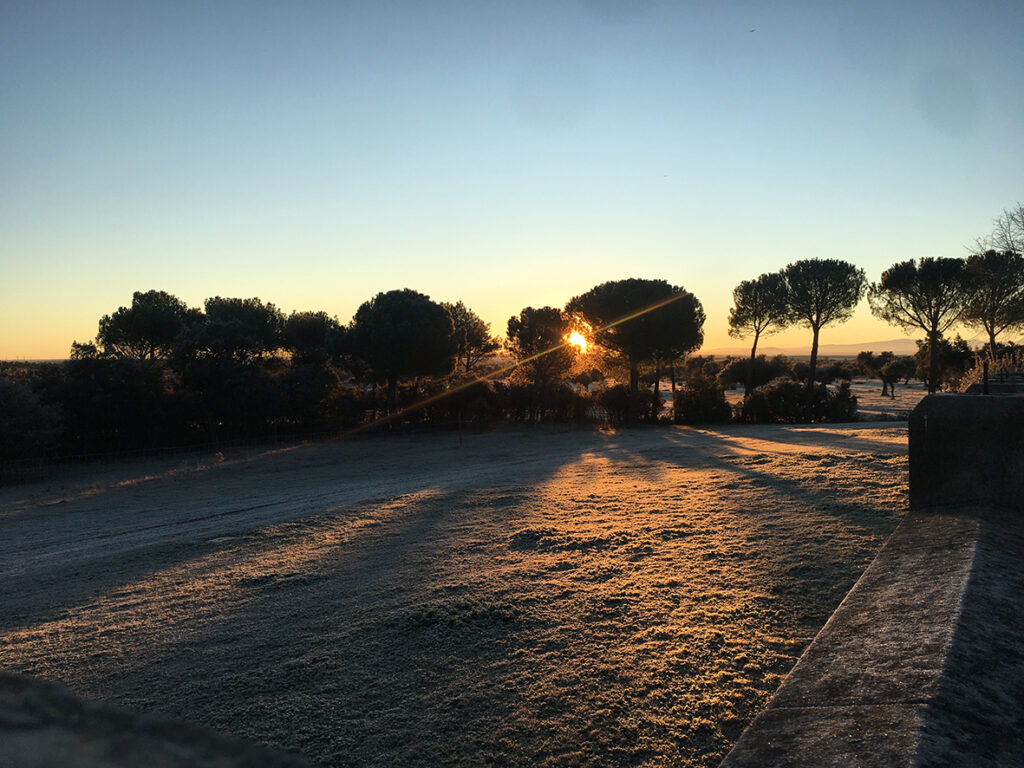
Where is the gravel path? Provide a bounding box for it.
[0,424,908,767]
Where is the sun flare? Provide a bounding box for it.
[568,331,588,353]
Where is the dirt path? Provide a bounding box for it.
[0,424,908,767]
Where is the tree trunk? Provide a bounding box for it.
[651,361,661,422]
[386,376,398,418]
[927,330,939,394]
[806,326,820,420]
[746,332,760,397]
[532,371,541,423]
[628,363,639,423]
[808,326,820,390]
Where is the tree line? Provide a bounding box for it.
[729,203,1024,395]
[3,203,1023,466]
[1,277,709,461]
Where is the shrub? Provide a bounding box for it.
[674,376,731,424]
[500,382,587,422]
[435,380,501,425]
[957,347,1024,392]
[741,380,857,423]
[717,355,793,390]
[682,355,723,382]
[914,335,973,390]
[283,362,343,429]
[590,384,657,425]
[592,384,630,424]
[792,360,853,384]
[0,379,62,461]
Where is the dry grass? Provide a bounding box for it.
[0,424,908,766]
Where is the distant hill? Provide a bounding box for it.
[700,335,1024,359]
[700,339,921,358]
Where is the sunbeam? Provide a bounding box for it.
[343,290,693,435]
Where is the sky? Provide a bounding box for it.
[3,0,1023,359]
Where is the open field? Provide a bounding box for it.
[0,424,907,767]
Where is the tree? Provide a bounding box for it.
[505,306,574,388]
[0,379,61,461]
[718,355,792,391]
[727,272,790,396]
[868,258,971,393]
[441,301,500,377]
[281,311,345,429]
[856,351,898,397]
[913,335,973,390]
[201,296,284,363]
[96,290,198,360]
[881,356,916,389]
[168,297,286,442]
[349,289,457,414]
[60,355,184,451]
[283,310,341,365]
[565,279,704,421]
[981,202,1024,254]
[961,250,1024,350]
[783,259,866,389]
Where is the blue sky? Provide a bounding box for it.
[3,0,1023,358]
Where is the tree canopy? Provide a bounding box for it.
[728,272,790,395]
[283,310,341,365]
[505,306,574,388]
[442,301,500,377]
[961,250,1024,350]
[855,350,913,397]
[868,257,970,393]
[783,259,866,387]
[349,289,456,410]
[565,278,704,406]
[983,202,1024,254]
[171,296,284,368]
[96,290,197,360]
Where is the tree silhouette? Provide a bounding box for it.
[882,356,916,389]
[281,311,345,429]
[441,301,500,377]
[96,290,198,360]
[728,272,790,396]
[505,306,574,389]
[167,297,285,442]
[349,289,456,415]
[201,297,285,363]
[961,250,1024,350]
[913,335,973,390]
[283,310,340,365]
[856,351,899,397]
[783,259,866,389]
[868,258,970,393]
[566,279,704,421]
[981,202,1024,254]
[0,379,61,461]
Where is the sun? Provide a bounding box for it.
[567,331,588,353]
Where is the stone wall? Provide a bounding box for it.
[721,394,1024,766]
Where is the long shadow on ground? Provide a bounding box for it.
[915,510,1024,767]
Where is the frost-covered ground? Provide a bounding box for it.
[0,424,907,767]
[722,377,928,421]
[847,378,928,420]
